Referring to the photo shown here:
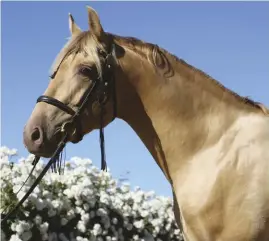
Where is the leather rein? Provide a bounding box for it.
[1,43,117,224]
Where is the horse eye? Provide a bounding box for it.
[78,67,92,77]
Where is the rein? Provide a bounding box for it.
[1,44,117,224]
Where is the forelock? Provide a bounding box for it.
[50,31,103,78]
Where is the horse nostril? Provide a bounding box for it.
[31,127,42,143]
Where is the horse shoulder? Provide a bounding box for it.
[173,114,269,241]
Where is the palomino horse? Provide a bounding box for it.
[23,7,269,241]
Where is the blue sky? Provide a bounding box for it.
[2,2,269,197]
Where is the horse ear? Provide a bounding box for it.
[68,13,81,36]
[86,6,105,41]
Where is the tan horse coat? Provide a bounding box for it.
[24,7,269,241]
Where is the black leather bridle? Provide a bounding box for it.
[38,43,117,170]
[1,42,117,224]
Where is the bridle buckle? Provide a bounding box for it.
[61,121,76,136]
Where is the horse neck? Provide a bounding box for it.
[116,46,260,181]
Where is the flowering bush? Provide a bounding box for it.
[0,146,183,241]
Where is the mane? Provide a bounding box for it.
[110,33,268,114]
[51,30,268,114]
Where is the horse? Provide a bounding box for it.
[23,6,269,241]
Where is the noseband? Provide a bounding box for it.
[1,44,117,225]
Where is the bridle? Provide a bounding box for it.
[1,42,118,224]
[37,43,117,169]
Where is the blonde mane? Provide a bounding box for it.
[51,30,268,114]
[112,34,268,114]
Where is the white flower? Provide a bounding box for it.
[81,213,90,224]
[140,210,149,218]
[99,191,110,205]
[132,235,139,240]
[76,236,89,241]
[92,223,102,236]
[9,234,22,241]
[63,189,73,198]
[51,200,61,209]
[96,208,107,217]
[75,206,84,215]
[121,183,130,193]
[67,209,76,220]
[0,146,182,240]
[75,200,83,206]
[11,223,17,231]
[165,223,171,231]
[35,198,46,210]
[15,221,31,235]
[39,222,49,234]
[83,203,90,211]
[0,146,17,156]
[77,221,86,233]
[133,220,144,229]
